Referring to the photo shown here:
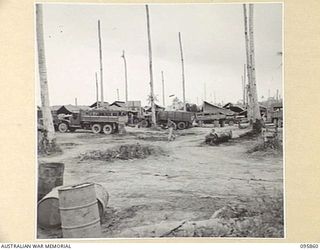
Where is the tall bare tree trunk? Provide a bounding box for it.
[248,4,261,121]
[98,20,104,107]
[178,32,186,111]
[121,50,128,102]
[243,4,253,122]
[161,71,165,107]
[95,72,99,108]
[242,76,245,106]
[145,5,156,126]
[243,63,247,106]
[36,4,56,150]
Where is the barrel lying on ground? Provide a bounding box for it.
[38,162,64,201]
[58,182,102,238]
[38,183,109,230]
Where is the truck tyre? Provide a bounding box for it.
[177,122,186,130]
[140,120,149,128]
[103,124,113,135]
[228,120,234,126]
[92,124,102,134]
[58,122,68,133]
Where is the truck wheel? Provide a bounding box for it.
[92,124,101,134]
[228,120,234,126]
[58,122,68,133]
[102,124,113,135]
[177,122,186,130]
[140,120,149,128]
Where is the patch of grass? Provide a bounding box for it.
[79,143,164,161]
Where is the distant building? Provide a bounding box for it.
[110,101,126,108]
[202,101,234,116]
[56,105,89,115]
[89,101,110,108]
[223,103,245,114]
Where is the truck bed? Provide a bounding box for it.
[81,115,128,123]
[157,111,193,122]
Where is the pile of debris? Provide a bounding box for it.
[79,143,161,161]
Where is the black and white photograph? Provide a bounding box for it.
[36,2,283,239]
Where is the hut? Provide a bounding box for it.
[56,105,89,115]
[89,102,109,108]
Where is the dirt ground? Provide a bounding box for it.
[37,124,284,238]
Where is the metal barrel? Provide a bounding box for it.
[58,182,101,238]
[37,187,60,229]
[38,162,64,201]
[37,184,109,229]
[95,184,109,221]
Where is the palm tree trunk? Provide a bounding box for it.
[36,4,56,148]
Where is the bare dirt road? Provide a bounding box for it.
[38,125,284,238]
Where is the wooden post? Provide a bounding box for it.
[117,88,120,101]
[95,72,99,108]
[248,4,261,120]
[203,82,206,101]
[121,50,128,102]
[36,4,56,144]
[145,5,156,126]
[98,20,104,107]
[75,97,78,106]
[178,32,186,111]
[161,71,165,107]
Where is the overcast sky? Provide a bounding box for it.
[36,3,282,106]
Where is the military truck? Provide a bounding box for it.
[157,111,194,130]
[56,109,128,134]
[195,112,226,124]
[195,112,237,127]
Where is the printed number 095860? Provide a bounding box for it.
[300,244,319,248]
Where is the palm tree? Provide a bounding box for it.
[36,4,57,153]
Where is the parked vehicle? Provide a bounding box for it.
[157,111,194,130]
[195,112,235,126]
[56,109,128,134]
